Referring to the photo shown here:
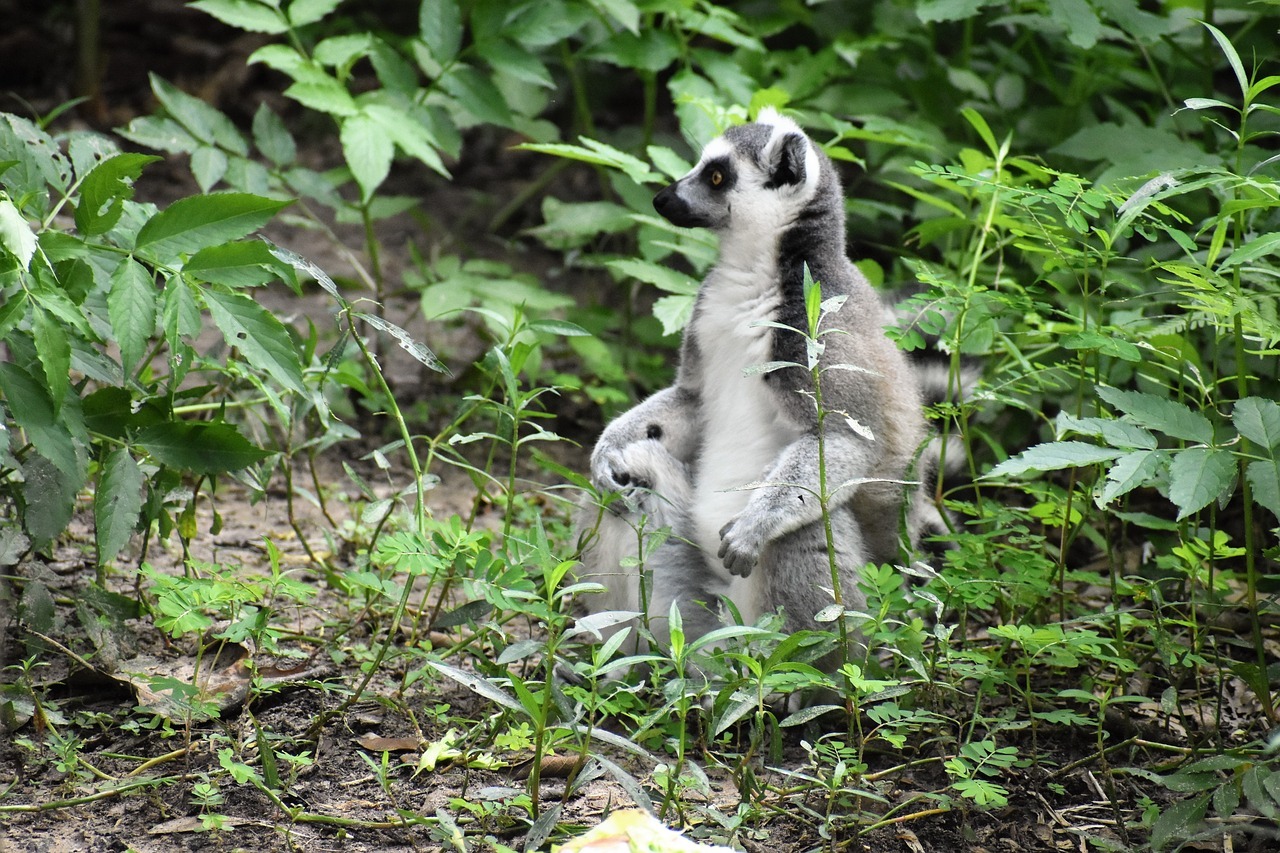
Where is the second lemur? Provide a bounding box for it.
[577,108,942,658]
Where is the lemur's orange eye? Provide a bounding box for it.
[710,169,724,187]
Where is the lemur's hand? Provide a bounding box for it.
[592,440,682,516]
[718,516,763,577]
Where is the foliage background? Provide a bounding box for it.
[0,0,1279,851]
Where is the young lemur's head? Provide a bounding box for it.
[653,108,833,236]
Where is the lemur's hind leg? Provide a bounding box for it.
[761,503,870,672]
[575,438,696,654]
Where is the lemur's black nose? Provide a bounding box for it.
[653,184,680,221]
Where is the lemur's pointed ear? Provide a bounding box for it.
[765,132,808,188]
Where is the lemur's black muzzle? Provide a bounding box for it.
[653,183,711,228]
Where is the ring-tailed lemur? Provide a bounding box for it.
[576,108,944,662]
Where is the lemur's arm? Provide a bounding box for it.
[590,384,700,496]
[717,430,879,577]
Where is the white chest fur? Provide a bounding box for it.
[691,264,801,578]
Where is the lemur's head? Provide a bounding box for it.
[653,107,826,234]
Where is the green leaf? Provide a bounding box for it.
[1098,450,1168,507]
[22,453,83,547]
[420,0,463,66]
[190,0,289,33]
[288,0,342,27]
[985,441,1123,478]
[149,74,246,155]
[95,448,144,563]
[1151,792,1211,852]
[339,113,393,201]
[426,660,526,714]
[184,240,284,287]
[75,153,161,236]
[32,306,70,412]
[439,64,514,127]
[136,421,271,474]
[1096,387,1214,445]
[135,193,290,261]
[354,311,449,374]
[0,362,80,478]
[605,258,698,294]
[1219,232,1280,271]
[1233,397,1280,450]
[917,0,988,24]
[363,104,449,177]
[483,39,554,89]
[283,75,359,117]
[190,145,228,192]
[203,288,307,395]
[518,139,660,184]
[0,195,35,269]
[1202,22,1248,99]
[1246,458,1280,521]
[252,104,296,167]
[108,257,157,374]
[1046,0,1101,49]
[652,294,694,336]
[1168,447,1236,519]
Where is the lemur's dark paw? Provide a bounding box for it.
[717,519,759,578]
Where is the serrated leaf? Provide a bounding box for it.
[22,453,81,547]
[95,448,144,563]
[190,145,228,192]
[439,64,513,127]
[0,362,80,478]
[32,306,70,412]
[108,257,157,374]
[1150,792,1211,852]
[652,294,694,336]
[184,240,284,287]
[518,139,660,184]
[203,288,307,395]
[606,258,698,294]
[1233,397,1280,450]
[1246,458,1280,521]
[1096,386,1214,445]
[420,0,462,66]
[985,441,1123,478]
[251,104,296,167]
[75,153,160,236]
[149,74,246,155]
[1057,413,1157,450]
[1098,450,1168,507]
[1168,447,1236,519]
[136,421,271,474]
[363,104,449,177]
[135,193,290,261]
[0,196,35,268]
[339,112,393,201]
[190,0,289,33]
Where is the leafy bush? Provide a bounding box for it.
[2,0,1280,850]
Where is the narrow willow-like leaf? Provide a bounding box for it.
[95,447,144,563]
[1168,447,1236,519]
[135,193,290,261]
[985,441,1123,478]
[203,288,307,395]
[425,660,525,714]
[108,257,157,374]
[136,421,271,474]
[355,311,449,374]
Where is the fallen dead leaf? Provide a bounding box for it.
[354,732,420,752]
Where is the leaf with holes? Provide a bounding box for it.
[204,288,307,395]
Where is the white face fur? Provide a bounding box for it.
[652,107,824,247]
